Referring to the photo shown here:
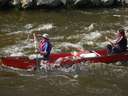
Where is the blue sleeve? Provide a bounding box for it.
[44,42,48,52]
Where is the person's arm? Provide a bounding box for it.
[105,37,114,45]
[115,36,123,44]
[105,36,120,47]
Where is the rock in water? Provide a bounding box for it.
[101,0,115,6]
[11,0,20,6]
[1,0,127,9]
[74,0,90,6]
[21,0,33,8]
[0,0,10,8]
[91,0,101,6]
[11,0,33,9]
[36,0,64,7]
[60,0,67,5]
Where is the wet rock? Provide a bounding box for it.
[101,0,115,6]
[72,0,119,7]
[11,0,20,6]
[0,0,11,8]
[125,0,128,3]
[36,0,65,8]
[0,0,128,9]
[21,0,33,8]
[73,0,90,6]
[11,0,34,9]
[60,0,67,5]
[91,0,102,6]
[9,0,128,9]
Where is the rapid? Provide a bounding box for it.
[0,8,128,96]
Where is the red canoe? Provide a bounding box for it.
[0,49,128,70]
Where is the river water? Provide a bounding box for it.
[0,8,128,96]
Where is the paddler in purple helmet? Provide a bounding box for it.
[106,28,127,54]
[39,33,52,61]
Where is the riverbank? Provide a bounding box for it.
[0,0,128,9]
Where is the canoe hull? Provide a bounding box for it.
[1,49,128,70]
[1,53,73,70]
[1,57,36,70]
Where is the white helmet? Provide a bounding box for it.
[42,33,49,39]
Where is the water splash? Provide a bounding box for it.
[1,40,34,56]
[31,23,55,32]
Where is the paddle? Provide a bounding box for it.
[33,33,40,70]
[33,33,38,53]
[33,33,48,72]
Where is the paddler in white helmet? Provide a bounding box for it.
[38,33,52,61]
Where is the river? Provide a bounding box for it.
[0,8,128,96]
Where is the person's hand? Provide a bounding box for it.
[105,36,112,42]
[35,49,39,53]
[105,36,108,40]
[40,51,47,55]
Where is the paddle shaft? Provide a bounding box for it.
[33,33,40,70]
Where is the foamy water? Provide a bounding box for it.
[30,23,55,32]
[1,23,56,56]
[0,9,128,96]
[5,23,55,36]
[1,40,33,56]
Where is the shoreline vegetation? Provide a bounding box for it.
[0,0,128,10]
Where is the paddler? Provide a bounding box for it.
[38,33,52,63]
[106,28,127,54]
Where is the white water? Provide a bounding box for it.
[1,40,33,56]
[1,23,56,56]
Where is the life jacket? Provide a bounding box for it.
[39,39,52,55]
[116,36,127,51]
